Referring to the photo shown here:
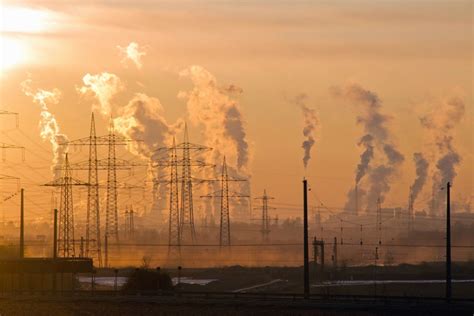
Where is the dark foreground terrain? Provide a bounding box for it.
[0,294,472,316]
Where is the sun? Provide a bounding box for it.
[0,6,53,73]
[0,36,26,72]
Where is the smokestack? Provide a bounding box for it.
[355,182,359,215]
[446,182,452,301]
[303,179,309,298]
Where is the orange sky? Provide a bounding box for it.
[0,0,472,224]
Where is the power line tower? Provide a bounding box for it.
[168,138,180,256]
[86,113,100,265]
[219,157,230,247]
[44,153,89,257]
[201,157,248,248]
[0,142,25,162]
[0,110,19,127]
[106,119,119,251]
[124,206,135,240]
[254,190,275,243]
[376,198,382,245]
[179,125,197,243]
[154,126,211,254]
[60,115,142,267]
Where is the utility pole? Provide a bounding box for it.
[53,208,58,258]
[129,206,135,239]
[20,188,24,258]
[446,182,452,302]
[376,198,382,245]
[303,179,309,299]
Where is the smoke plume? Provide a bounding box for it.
[294,94,320,169]
[332,83,404,211]
[420,96,465,215]
[409,153,429,205]
[117,42,146,69]
[78,72,123,116]
[179,65,250,220]
[113,93,181,159]
[356,134,374,184]
[21,78,68,179]
[178,65,249,171]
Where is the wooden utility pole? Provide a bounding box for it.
[20,189,24,258]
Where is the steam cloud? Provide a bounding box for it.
[179,65,250,220]
[178,65,249,171]
[332,83,404,212]
[78,72,123,116]
[420,96,465,215]
[113,93,180,159]
[21,78,68,179]
[294,94,320,169]
[117,42,146,69]
[409,153,429,206]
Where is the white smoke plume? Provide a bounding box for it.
[179,65,250,221]
[117,42,146,70]
[332,83,404,212]
[409,152,429,205]
[21,78,68,179]
[178,65,249,171]
[294,94,320,169]
[78,72,123,117]
[420,96,465,215]
[113,93,181,159]
[113,93,182,223]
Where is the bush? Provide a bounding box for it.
[121,269,173,294]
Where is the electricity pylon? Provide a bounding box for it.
[201,157,248,247]
[0,143,25,162]
[0,110,19,127]
[254,190,275,243]
[60,114,142,267]
[154,126,211,255]
[168,138,180,256]
[124,206,135,240]
[44,153,89,258]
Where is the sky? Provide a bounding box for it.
[0,0,472,223]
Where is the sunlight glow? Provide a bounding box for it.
[0,36,25,72]
[1,6,51,33]
[0,6,55,73]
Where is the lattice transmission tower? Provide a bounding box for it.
[44,153,88,257]
[254,190,275,243]
[61,114,142,267]
[155,125,211,253]
[201,157,248,247]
